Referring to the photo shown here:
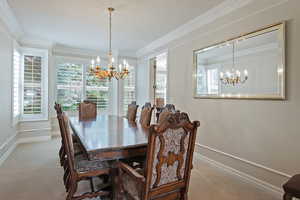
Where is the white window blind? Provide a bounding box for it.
[23,55,43,115]
[12,49,21,121]
[56,63,83,111]
[123,65,135,115]
[86,68,109,112]
[155,53,168,100]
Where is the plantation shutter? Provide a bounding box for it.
[56,63,83,111]
[123,65,135,115]
[13,49,21,121]
[155,53,168,100]
[86,68,110,112]
[23,55,42,115]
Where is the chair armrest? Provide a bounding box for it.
[118,161,145,183]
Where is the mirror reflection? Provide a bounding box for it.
[194,23,285,99]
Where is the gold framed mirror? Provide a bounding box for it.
[193,22,286,100]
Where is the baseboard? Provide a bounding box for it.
[0,135,17,166]
[196,154,283,199]
[195,144,286,199]
[16,135,52,144]
[0,131,52,167]
[197,143,291,178]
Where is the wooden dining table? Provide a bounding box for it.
[69,114,149,161]
[69,114,149,198]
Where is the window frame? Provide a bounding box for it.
[121,60,136,116]
[20,47,49,121]
[11,41,21,126]
[151,51,169,105]
[55,56,112,114]
[55,56,137,116]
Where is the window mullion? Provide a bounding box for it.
[82,64,86,101]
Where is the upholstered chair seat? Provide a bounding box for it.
[75,157,111,173]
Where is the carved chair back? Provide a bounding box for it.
[143,112,200,199]
[54,103,69,158]
[165,104,176,112]
[79,100,97,121]
[157,104,177,124]
[139,103,154,128]
[54,102,64,137]
[127,101,139,122]
[61,113,77,175]
[155,98,165,108]
[55,103,76,173]
[142,102,152,110]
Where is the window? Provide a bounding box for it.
[56,63,83,111]
[152,52,168,103]
[123,65,135,115]
[23,55,42,115]
[56,61,110,113]
[12,49,21,124]
[86,67,109,112]
[21,48,48,121]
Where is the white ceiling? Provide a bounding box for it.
[8,0,224,54]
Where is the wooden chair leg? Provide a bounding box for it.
[89,178,95,192]
[66,182,78,200]
[283,193,293,200]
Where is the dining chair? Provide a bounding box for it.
[283,174,300,200]
[142,102,152,110]
[139,103,154,128]
[157,104,177,124]
[117,112,200,200]
[156,98,165,108]
[54,103,83,167]
[165,104,176,112]
[79,100,97,121]
[126,101,139,122]
[59,112,112,200]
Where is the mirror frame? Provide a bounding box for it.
[193,22,286,100]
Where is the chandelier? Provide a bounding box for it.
[89,8,129,80]
[219,41,248,86]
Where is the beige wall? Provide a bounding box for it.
[137,0,300,192]
[0,19,17,155]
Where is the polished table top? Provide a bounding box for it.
[69,115,149,153]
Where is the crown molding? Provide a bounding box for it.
[53,44,107,58]
[136,0,253,57]
[20,35,54,49]
[0,0,24,39]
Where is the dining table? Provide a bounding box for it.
[69,114,149,198]
[69,114,149,161]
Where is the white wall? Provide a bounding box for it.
[136,58,151,106]
[137,0,300,192]
[0,19,17,155]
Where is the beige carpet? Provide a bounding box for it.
[0,137,277,200]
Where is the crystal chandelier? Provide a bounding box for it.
[219,41,248,86]
[89,8,129,81]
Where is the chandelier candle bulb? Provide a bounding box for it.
[220,72,224,78]
[244,70,248,76]
[89,7,129,80]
